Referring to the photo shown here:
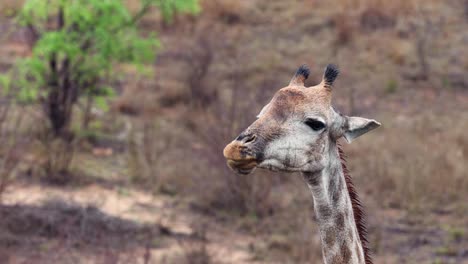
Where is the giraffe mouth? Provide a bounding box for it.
[224,140,260,174]
[226,159,258,175]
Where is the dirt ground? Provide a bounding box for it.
[1,162,466,264]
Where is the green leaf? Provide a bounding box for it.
[155,0,200,22]
[94,96,109,111]
[0,74,11,95]
[8,0,200,112]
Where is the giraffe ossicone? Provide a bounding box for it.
[223,64,380,264]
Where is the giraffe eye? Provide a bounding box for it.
[305,118,326,131]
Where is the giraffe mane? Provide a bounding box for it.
[338,144,372,264]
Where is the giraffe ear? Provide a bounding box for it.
[343,116,381,143]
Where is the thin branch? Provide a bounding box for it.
[129,2,152,26]
[111,1,153,33]
[57,6,65,29]
[26,24,41,47]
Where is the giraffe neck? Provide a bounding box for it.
[303,143,365,264]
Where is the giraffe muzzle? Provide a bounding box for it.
[223,135,260,174]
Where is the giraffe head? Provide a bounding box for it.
[223,64,381,175]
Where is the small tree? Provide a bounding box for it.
[1,0,199,138]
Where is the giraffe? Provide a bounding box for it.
[223,64,380,264]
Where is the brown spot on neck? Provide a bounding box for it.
[335,213,345,231]
[324,227,336,246]
[329,240,352,264]
[329,171,343,204]
[318,204,333,220]
[342,243,352,263]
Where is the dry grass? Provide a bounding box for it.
[342,0,419,15]
[127,118,174,190]
[346,112,468,211]
[177,221,212,264]
[120,15,281,216]
[0,0,24,19]
[186,82,277,217]
[261,191,323,263]
[201,0,252,25]
[0,102,30,201]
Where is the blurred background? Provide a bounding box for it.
[0,0,466,263]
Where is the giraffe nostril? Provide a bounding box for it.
[236,132,256,144]
[244,135,256,144]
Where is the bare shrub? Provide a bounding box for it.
[113,25,220,116]
[408,10,442,82]
[202,0,249,25]
[128,19,279,216]
[288,215,322,263]
[247,176,323,263]
[263,213,322,263]
[0,0,23,18]
[360,8,395,32]
[346,113,468,210]
[127,118,174,193]
[178,222,211,264]
[36,126,77,183]
[0,101,29,200]
[345,0,418,17]
[208,167,274,217]
[332,12,356,47]
[112,74,159,117]
[332,0,420,47]
[465,0,468,22]
[185,29,216,108]
[188,63,277,217]
[157,21,224,109]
